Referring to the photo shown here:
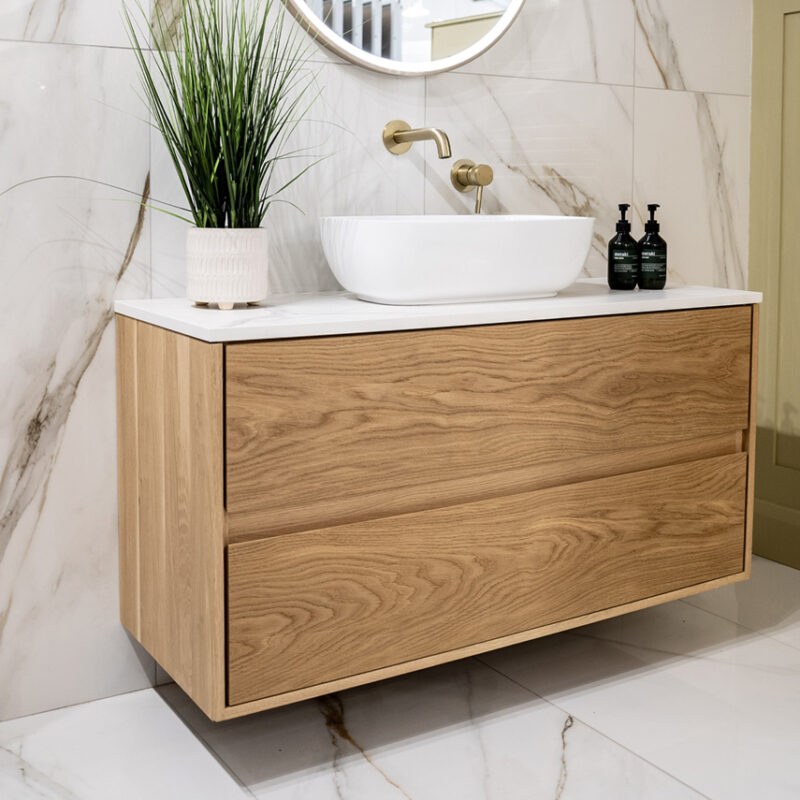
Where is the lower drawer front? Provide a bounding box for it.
[227,453,747,706]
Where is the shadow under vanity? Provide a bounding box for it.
[114,280,761,722]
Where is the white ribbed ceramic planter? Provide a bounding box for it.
[186,227,268,310]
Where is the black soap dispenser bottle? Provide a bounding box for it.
[638,204,667,290]
[607,204,639,290]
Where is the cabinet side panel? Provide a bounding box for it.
[126,320,226,719]
[188,331,227,717]
[744,304,759,573]
[116,315,140,638]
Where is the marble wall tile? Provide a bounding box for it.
[0,41,154,721]
[151,62,426,296]
[424,73,634,276]
[460,0,634,85]
[635,0,752,95]
[0,0,142,48]
[0,0,756,725]
[150,0,347,64]
[633,87,750,288]
[162,658,701,799]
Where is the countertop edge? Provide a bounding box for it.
[114,287,763,343]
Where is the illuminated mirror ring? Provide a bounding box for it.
[285,0,525,76]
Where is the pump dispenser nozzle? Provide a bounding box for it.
[608,203,638,290]
[616,203,631,233]
[638,203,667,290]
[645,203,660,233]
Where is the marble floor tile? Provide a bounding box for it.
[459,0,634,85]
[5,562,800,799]
[424,74,634,277]
[0,690,247,799]
[162,659,701,800]
[634,0,752,96]
[683,556,800,653]
[633,87,749,289]
[482,598,800,800]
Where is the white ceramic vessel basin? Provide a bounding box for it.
[320,214,595,305]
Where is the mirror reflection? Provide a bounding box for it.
[306,0,513,63]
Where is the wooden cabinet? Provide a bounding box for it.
[116,305,758,721]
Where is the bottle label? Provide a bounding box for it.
[640,248,666,277]
[611,251,638,275]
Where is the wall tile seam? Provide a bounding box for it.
[633,83,751,99]
[420,68,750,99]
[0,41,749,99]
[0,685,162,725]
[447,71,637,89]
[0,37,151,52]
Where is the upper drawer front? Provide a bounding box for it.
[227,453,747,705]
[225,307,752,532]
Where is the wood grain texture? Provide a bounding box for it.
[222,569,748,719]
[118,306,756,720]
[228,430,742,543]
[116,317,226,720]
[228,452,747,705]
[744,304,759,574]
[116,315,140,637]
[225,307,753,537]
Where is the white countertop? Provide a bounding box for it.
[114,279,762,343]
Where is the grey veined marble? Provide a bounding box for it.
[161,657,702,800]
[0,0,754,725]
[3,558,800,799]
[459,0,635,84]
[634,0,750,289]
[0,41,154,721]
[424,73,634,278]
[0,0,138,47]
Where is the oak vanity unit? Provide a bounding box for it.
[115,281,761,722]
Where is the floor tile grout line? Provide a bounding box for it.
[677,597,800,656]
[155,688,257,799]
[473,656,713,800]
[537,607,800,672]
[0,685,155,728]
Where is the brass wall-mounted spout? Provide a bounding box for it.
[451,158,494,214]
[383,120,452,159]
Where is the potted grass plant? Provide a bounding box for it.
[126,0,319,309]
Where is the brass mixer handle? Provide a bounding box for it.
[455,162,493,187]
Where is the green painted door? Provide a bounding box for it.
[751,0,800,566]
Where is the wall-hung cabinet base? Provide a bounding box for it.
[116,305,758,722]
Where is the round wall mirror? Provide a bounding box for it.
[286,0,525,75]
